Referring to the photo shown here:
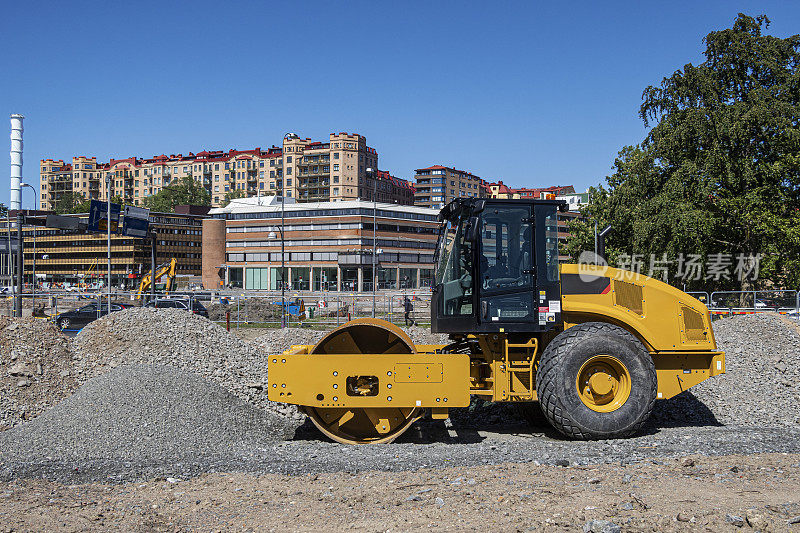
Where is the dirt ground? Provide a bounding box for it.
[1,453,798,532]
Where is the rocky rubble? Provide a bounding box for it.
[0,317,77,430]
[71,307,301,421]
[207,298,284,322]
[651,313,800,428]
[0,364,294,467]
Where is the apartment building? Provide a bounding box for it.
[203,196,439,291]
[40,132,413,210]
[413,165,486,209]
[486,181,575,199]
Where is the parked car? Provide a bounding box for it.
[145,297,209,318]
[54,302,133,331]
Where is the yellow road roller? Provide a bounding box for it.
[268,198,725,444]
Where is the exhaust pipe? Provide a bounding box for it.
[597,225,613,263]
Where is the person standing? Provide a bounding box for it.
[403,295,415,326]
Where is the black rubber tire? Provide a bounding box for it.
[59,318,70,330]
[536,322,657,440]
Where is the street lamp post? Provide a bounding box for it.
[20,183,36,291]
[268,225,285,328]
[367,168,377,317]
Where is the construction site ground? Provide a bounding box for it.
[2,453,799,532]
[0,310,798,531]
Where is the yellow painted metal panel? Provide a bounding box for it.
[268,352,470,408]
[394,363,443,383]
[561,264,718,352]
[654,351,725,399]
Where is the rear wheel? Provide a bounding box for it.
[303,319,423,444]
[536,322,656,440]
[59,318,71,330]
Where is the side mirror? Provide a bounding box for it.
[466,216,480,242]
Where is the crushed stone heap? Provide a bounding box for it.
[0,364,295,468]
[71,307,300,421]
[0,317,77,430]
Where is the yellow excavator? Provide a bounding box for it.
[135,258,177,299]
[268,198,725,444]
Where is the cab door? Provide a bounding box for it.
[477,204,536,325]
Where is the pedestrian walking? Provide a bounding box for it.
[403,295,415,326]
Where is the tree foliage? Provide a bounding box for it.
[566,14,800,290]
[142,175,211,213]
[220,189,247,207]
[53,192,91,214]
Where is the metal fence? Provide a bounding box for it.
[707,290,799,319]
[0,288,435,330]
[5,286,798,330]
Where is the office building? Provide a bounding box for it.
[203,196,439,291]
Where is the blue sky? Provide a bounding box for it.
[2,1,798,208]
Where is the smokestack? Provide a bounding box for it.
[10,114,24,211]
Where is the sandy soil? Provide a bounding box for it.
[1,453,798,532]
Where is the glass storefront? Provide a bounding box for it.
[341,267,359,292]
[228,267,243,289]
[378,267,397,289]
[245,267,269,290]
[291,267,310,291]
[313,267,338,291]
[399,268,417,289]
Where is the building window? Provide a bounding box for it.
[286,167,292,175]
[334,152,339,159]
[286,156,292,163]
[333,176,339,183]
[333,164,339,171]
[215,164,219,170]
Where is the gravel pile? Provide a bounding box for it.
[207,298,284,322]
[401,325,449,346]
[652,313,800,427]
[254,328,327,355]
[0,364,293,472]
[71,307,301,422]
[0,318,77,431]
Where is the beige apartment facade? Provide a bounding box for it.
[413,165,486,209]
[40,132,414,210]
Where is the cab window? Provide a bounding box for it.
[479,206,532,291]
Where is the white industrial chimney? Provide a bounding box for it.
[10,114,24,211]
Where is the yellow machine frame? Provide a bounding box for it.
[268,265,725,443]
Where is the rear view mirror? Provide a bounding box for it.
[466,216,480,242]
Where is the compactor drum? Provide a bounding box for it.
[268,198,725,444]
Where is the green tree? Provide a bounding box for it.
[566,14,800,290]
[220,189,247,207]
[142,175,211,213]
[53,192,91,214]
